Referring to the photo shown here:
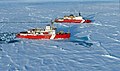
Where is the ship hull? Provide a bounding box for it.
[54,19,91,23]
[16,33,70,40]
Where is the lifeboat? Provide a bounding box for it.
[16,24,70,40]
[54,13,91,23]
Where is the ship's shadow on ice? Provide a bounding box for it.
[70,40,93,48]
[70,36,93,47]
[56,36,93,48]
[56,39,93,48]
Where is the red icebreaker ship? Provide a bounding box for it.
[54,13,91,23]
[16,25,70,40]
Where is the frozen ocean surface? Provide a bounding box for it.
[0,1,120,71]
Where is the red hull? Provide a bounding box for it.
[55,19,91,23]
[54,33,70,39]
[16,34,51,39]
[16,33,70,40]
[83,20,91,23]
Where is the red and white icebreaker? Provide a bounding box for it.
[54,13,91,23]
[16,25,70,40]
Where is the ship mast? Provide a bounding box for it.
[79,12,81,16]
[51,20,54,29]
